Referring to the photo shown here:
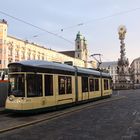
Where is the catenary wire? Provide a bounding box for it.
[60,7,140,31]
[0,10,74,44]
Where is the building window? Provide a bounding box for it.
[21,52,25,59]
[8,47,13,56]
[0,39,2,45]
[27,53,31,60]
[77,45,80,49]
[78,54,80,58]
[33,54,36,60]
[45,75,53,96]
[15,50,19,56]
[8,58,12,63]
[42,56,44,60]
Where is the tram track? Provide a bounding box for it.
[0,95,126,134]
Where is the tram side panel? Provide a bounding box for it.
[42,74,57,108]
[24,73,56,110]
[88,77,102,100]
[77,76,103,102]
[102,78,112,97]
[56,75,76,105]
[81,76,90,101]
[77,76,82,101]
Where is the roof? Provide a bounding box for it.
[59,51,75,58]
[0,19,7,24]
[130,57,140,66]
[100,61,118,68]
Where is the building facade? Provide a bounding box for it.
[100,61,118,88]
[0,19,96,74]
[130,57,140,88]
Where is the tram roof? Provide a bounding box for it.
[77,67,111,78]
[9,60,111,77]
[8,60,75,72]
[77,67,100,76]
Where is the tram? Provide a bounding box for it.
[5,60,112,113]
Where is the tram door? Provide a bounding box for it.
[82,76,89,100]
[26,74,46,108]
[43,74,56,107]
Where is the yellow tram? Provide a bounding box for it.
[5,60,112,113]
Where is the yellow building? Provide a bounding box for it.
[0,19,96,73]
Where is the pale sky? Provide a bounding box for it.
[0,0,140,64]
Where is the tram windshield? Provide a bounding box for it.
[8,74,25,97]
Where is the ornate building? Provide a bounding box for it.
[100,61,118,89]
[75,32,88,67]
[59,32,93,68]
[0,19,96,75]
[115,25,132,89]
[130,57,140,88]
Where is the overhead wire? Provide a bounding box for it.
[27,7,140,39]
[0,10,74,44]
[60,7,140,31]
[0,7,140,44]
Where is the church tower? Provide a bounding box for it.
[75,31,88,67]
[0,19,8,70]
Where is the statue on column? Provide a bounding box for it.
[116,25,131,89]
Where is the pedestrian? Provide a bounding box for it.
[1,71,5,80]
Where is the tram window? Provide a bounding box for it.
[59,76,65,95]
[66,77,72,94]
[8,74,25,97]
[104,79,109,90]
[94,79,99,91]
[27,74,42,97]
[45,75,53,96]
[89,78,94,92]
[82,77,88,92]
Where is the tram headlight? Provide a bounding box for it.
[17,99,21,103]
[9,95,15,101]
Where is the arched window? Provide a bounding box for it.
[77,45,80,49]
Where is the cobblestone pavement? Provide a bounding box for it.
[1,90,140,140]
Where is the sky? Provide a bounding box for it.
[0,0,140,64]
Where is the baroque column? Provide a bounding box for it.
[116,25,131,89]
